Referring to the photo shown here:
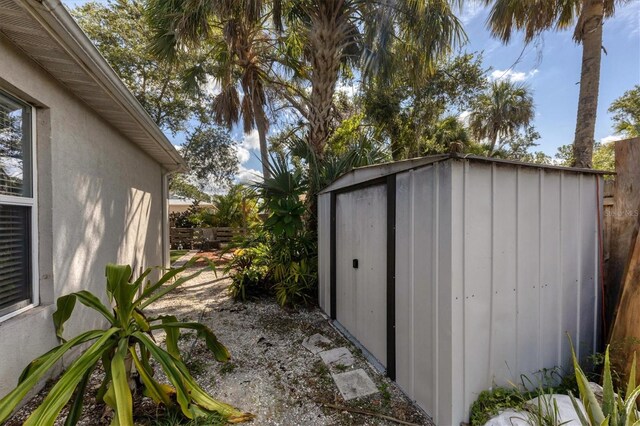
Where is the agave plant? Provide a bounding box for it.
[0,261,253,425]
[570,341,640,426]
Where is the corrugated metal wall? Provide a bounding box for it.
[318,158,603,425]
[395,162,454,424]
[448,160,602,423]
[336,185,388,365]
[318,192,331,313]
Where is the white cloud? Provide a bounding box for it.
[335,80,358,98]
[600,134,625,145]
[458,110,471,124]
[236,166,263,184]
[490,69,539,82]
[607,1,640,39]
[234,145,251,165]
[231,129,261,166]
[240,129,261,151]
[459,0,484,24]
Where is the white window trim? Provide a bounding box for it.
[0,93,38,323]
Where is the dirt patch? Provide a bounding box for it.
[5,264,432,426]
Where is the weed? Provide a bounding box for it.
[219,362,237,375]
[185,358,208,377]
[469,387,526,425]
[379,382,391,402]
[334,363,349,372]
[152,409,226,426]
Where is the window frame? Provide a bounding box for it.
[0,89,39,322]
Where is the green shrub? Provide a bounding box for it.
[469,387,527,425]
[570,342,640,426]
[0,261,253,425]
[225,239,271,301]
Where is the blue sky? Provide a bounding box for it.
[64,0,640,181]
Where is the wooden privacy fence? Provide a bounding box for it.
[170,227,247,249]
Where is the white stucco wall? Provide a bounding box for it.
[0,35,164,396]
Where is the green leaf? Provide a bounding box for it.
[627,352,637,401]
[138,267,206,309]
[135,258,200,304]
[0,330,104,424]
[569,391,591,426]
[624,386,640,424]
[23,328,119,426]
[64,362,95,426]
[132,309,150,332]
[109,340,133,426]
[130,346,173,406]
[171,356,253,422]
[161,316,181,360]
[603,346,615,417]
[106,264,132,303]
[74,290,115,324]
[569,335,605,424]
[133,332,194,418]
[52,294,77,341]
[149,321,230,362]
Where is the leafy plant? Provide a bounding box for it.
[0,261,253,425]
[470,387,527,425]
[225,237,271,301]
[569,342,640,426]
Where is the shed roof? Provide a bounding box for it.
[0,0,185,171]
[320,153,612,194]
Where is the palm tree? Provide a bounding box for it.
[483,0,624,168]
[147,0,275,179]
[468,80,535,156]
[146,0,464,166]
[282,0,465,159]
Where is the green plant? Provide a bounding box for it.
[225,236,271,301]
[470,387,527,425]
[569,342,640,426]
[379,382,391,403]
[0,261,253,425]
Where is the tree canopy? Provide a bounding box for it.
[609,85,640,138]
[73,0,240,194]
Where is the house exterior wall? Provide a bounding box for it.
[0,35,164,396]
[318,158,602,425]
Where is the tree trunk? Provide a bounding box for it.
[307,0,348,159]
[254,104,271,181]
[572,0,604,168]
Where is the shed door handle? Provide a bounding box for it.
[353,259,359,268]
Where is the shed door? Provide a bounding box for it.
[335,184,387,366]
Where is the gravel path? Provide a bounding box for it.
[6,262,432,426]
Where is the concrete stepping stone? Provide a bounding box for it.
[302,333,332,354]
[332,369,378,401]
[319,347,355,369]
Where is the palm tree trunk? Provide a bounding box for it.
[307,0,348,159]
[254,105,271,181]
[572,0,604,168]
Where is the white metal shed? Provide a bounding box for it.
[317,154,608,425]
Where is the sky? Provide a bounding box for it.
[63,0,640,184]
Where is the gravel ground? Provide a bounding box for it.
[6,258,432,426]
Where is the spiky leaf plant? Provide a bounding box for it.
[0,260,253,425]
[569,339,640,426]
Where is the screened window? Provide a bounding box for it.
[0,90,36,319]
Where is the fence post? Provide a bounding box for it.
[605,137,640,333]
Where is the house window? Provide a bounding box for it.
[0,90,37,320]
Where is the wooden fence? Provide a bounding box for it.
[170,227,247,249]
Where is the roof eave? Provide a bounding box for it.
[10,0,186,171]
